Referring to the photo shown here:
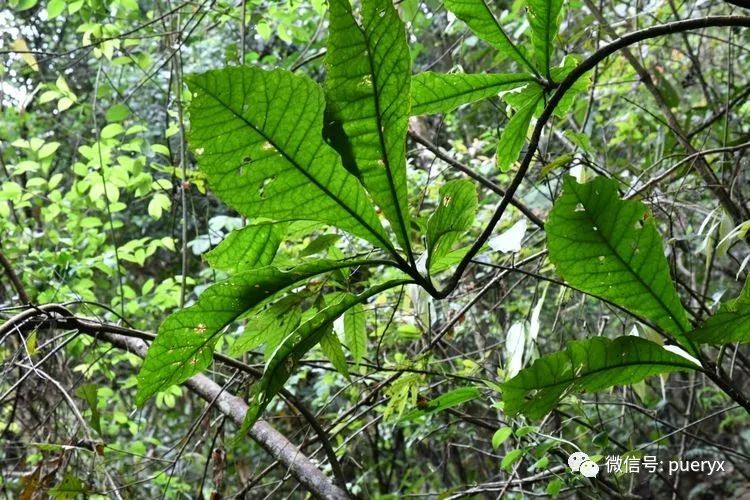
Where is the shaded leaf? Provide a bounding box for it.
[344,302,367,365]
[240,280,406,433]
[426,180,477,271]
[497,88,543,172]
[325,0,412,253]
[411,72,534,116]
[75,384,101,435]
[205,222,286,273]
[690,279,750,344]
[401,386,480,421]
[136,260,375,405]
[546,176,696,354]
[502,336,697,419]
[187,67,393,252]
[320,327,350,377]
[227,300,302,358]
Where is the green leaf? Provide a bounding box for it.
[227,300,302,358]
[325,0,412,254]
[426,180,477,271]
[443,0,536,74]
[492,426,513,450]
[344,302,367,365]
[49,475,87,499]
[410,72,535,116]
[546,176,696,354]
[105,104,130,122]
[205,222,285,273]
[187,67,393,253]
[320,327,350,377]
[497,88,543,172]
[47,0,66,19]
[401,386,480,421]
[501,336,697,419]
[690,279,750,344]
[501,448,524,471]
[526,0,564,78]
[240,280,405,433]
[136,260,376,405]
[75,384,101,435]
[299,233,341,257]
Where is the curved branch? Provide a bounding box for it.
[441,15,750,299]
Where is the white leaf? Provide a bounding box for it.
[489,219,527,253]
[505,322,527,377]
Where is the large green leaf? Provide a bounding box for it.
[205,222,287,273]
[502,336,698,419]
[187,67,393,253]
[426,180,478,271]
[135,260,375,405]
[240,280,406,433]
[411,72,535,116]
[690,279,750,344]
[325,0,412,255]
[526,0,564,78]
[443,0,536,74]
[546,176,696,354]
[497,85,543,172]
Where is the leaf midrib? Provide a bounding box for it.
[356,16,414,263]
[479,0,538,76]
[192,78,398,256]
[572,184,689,337]
[413,75,535,112]
[509,358,697,392]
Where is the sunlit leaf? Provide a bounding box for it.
[443,0,536,74]
[526,0,564,78]
[187,67,393,253]
[205,222,286,273]
[411,72,534,116]
[546,176,696,354]
[325,0,412,253]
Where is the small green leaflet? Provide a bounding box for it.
[187,67,393,253]
[546,176,696,355]
[136,260,375,405]
[497,85,543,172]
[492,426,513,450]
[205,222,286,273]
[325,0,412,255]
[75,384,101,435]
[344,302,367,365]
[239,280,407,434]
[690,279,750,344]
[400,386,480,421]
[443,0,536,75]
[526,0,565,78]
[426,180,478,271]
[320,327,350,378]
[501,336,698,419]
[410,72,535,116]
